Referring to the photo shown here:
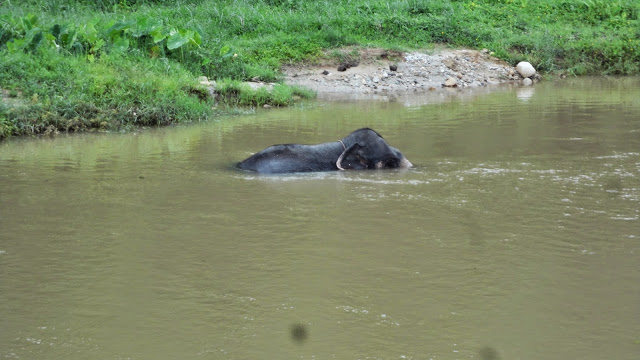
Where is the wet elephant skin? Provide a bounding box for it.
[236,128,412,174]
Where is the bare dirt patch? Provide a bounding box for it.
[1,89,25,107]
[283,47,527,102]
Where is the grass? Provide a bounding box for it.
[1,0,639,138]
[214,80,316,107]
[0,49,212,137]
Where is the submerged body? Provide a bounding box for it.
[237,128,412,174]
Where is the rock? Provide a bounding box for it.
[443,77,458,87]
[522,77,533,86]
[389,64,398,71]
[516,61,536,78]
[337,65,347,72]
[198,76,216,90]
[443,58,458,71]
[321,70,329,75]
[205,83,216,98]
[263,104,272,108]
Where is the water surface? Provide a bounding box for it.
[1,78,639,360]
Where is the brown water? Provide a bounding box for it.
[1,78,639,360]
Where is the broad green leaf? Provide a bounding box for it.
[167,31,189,50]
[22,14,38,31]
[191,31,202,46]
[148,21,163,33]
[133,16,162,38]
[151,28,166,43]
[27,29,44,52]
[82,23,99,44]
[51,24,62,40]
[220,45,231,57]
[108,20,135,36]
[112,35,129,52]
[70,41,84,54]
[44,32,56,43]
[132,16,150,37]
[7,39,25,53]
[59,29,78,50]
[91,39,105,52]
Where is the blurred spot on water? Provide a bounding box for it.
[479,346,501,360]
[290,323,308,344]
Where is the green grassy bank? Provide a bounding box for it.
[1,0,639,138]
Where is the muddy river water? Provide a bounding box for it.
[1,78,639,360]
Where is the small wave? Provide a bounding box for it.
[610,215,639,221]
[236,170,443,186]
[594,152,640,160]
[336,305,369,314]
[464,167,522,175]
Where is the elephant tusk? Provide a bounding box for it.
[336,140,348,170]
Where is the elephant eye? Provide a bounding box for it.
[376,159,396,169]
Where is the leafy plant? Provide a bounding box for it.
[0,105,17,140]
[1,13,201,61]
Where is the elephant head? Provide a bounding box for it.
[336,128,412,170]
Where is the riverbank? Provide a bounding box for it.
[204,46,528,106]
[282,47,527,101]
[1,0,638,139]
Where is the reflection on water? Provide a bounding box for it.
[1,78,639,360]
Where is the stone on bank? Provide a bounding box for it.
[516,61,536,78]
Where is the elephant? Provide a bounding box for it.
[237,128,412,174]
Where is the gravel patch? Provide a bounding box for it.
[282,48,529,102]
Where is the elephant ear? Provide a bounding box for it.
[336,143,369,170]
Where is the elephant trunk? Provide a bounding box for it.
[400,158,413,168]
